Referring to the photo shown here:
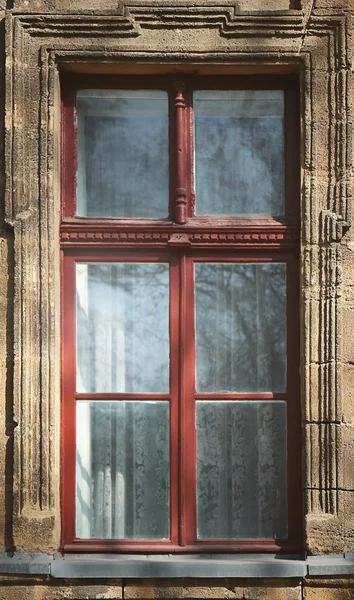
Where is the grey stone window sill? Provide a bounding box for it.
[0,553,354,578]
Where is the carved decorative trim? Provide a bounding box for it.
[131,6,305,36]
[299,14,352,518]
[60,227,299,247]
[173,81,187,225]
[17,13,141,37]
[5,8,352,240]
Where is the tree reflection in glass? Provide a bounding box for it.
[196,400,287,539]
[194,90,284,216]
[77,90,169,217]
[76,400,170,539]
[76,262,169,393]
[195,263,286,392]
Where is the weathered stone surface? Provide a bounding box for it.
[0,4,352,600]
[305,513,345,555]
[342,304,354,363]
[0,583,122,599]
[124,579,302,600]
[314,0,353,7]
[342,364,354,424]
[343,424,354,490]
[12,0,294,10]
[303,585,354,599]
[0,232,11,554]
[342,491,354,550]
[305,491,354,553]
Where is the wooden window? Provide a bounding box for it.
[61,74,301,552]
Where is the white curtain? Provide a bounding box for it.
[75,263,169,539]
[196,401,287,539]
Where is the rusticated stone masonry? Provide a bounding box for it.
[0,4,353,600]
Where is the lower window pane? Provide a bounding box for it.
[76,401,170,539]
[196,401,287,539]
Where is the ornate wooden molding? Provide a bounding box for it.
[173,80,187,225]
[60,227,299,248]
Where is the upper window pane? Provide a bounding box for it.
[76,90,169,218]
[194,90,284,216]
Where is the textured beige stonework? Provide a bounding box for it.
[0,582,123,600]
[304,581,354,599]
[304,590,354,600]
[3,0,351,555]
[0,231,11,553]
[343,424,354,489]
[124,579,302,600]
[11,0,295,10]
[0,0,353,596]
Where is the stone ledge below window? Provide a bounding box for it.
[0,553,353,578]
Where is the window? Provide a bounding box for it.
[61,74,301,552]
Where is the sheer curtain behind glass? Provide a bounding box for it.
[76,263,170,539]
[194,91,284,216]
[195,263,288,539]
[197,401,287,539]
[76,90,169,218]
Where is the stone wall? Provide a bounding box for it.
[0,0,353,597]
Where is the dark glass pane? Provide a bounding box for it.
[76,262,169,393]
[76,401,170,539]
[196,401,287,539]
[195,263,286,392]
[77,90,169,217]
[194,91,284,215]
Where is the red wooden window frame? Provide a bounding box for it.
[60,74,301,553]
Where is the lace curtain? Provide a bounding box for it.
[197,401,287,539]
[75,263,170,539]
[75,261,287,540]
[194,90,284,216]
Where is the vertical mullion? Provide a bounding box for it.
[186,87,195,217]
[179,254,197,545]
[173,80,188,224]
[61,253,77,545]
[170,255,180,545]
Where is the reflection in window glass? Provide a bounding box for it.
[76,262,169,393]
[196,401,287,539]
[77,90,169,217]
[194,91,284,215]
[195,263,286,392]
[76,401,170,539]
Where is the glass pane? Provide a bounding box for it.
[194,90,284,215]
[195,263,286,392]
[196,401,287,539]
[77,90,169,217]
[76,401,170,539]
[76,262,169,393]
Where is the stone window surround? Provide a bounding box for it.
[4,1,352,561]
